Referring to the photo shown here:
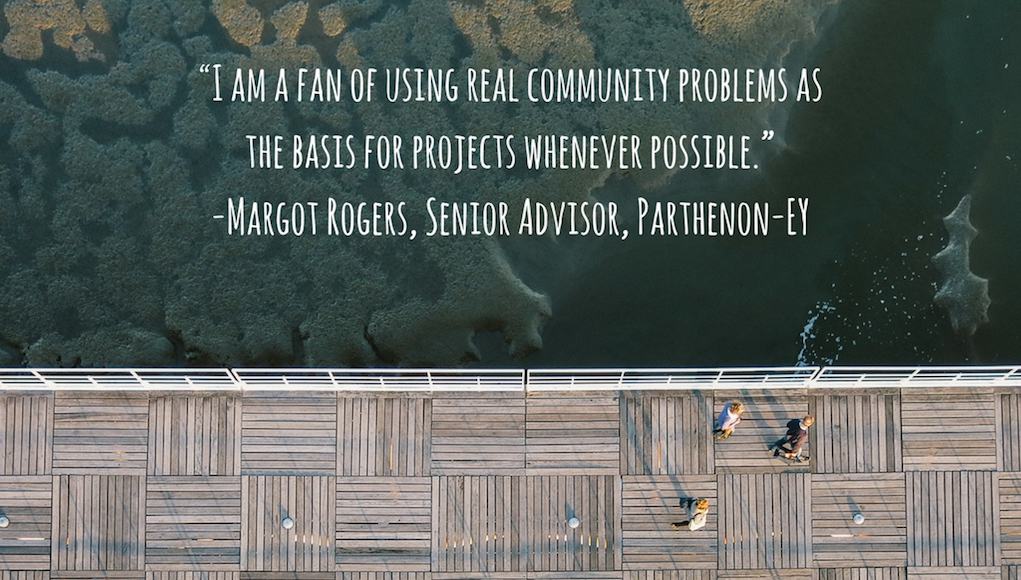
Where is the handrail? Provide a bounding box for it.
[0,366,1017,392]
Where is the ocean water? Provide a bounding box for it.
[505,0,1020,367]
[0,0,1016,368]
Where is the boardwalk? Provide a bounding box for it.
[1,383,1020,578]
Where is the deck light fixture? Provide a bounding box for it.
[568,517,581,529]
[0,515,9,528]
[282,517,295,530]
[852,513,865,525]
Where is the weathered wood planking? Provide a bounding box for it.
[713,393,811,474]
[336,477,431,571]
[149,395,241,476]
[9,386,1021,575]
[810,393,902,473]
[49,573,145,579]
[53,394,149,474]
[531,573,623,579]
[1000,394,1021,471]
[905,471,999,568]
[241,393,336,475]
[906,567,1002,578]
[145,476,241,570]
[337,397,430,477]
[429,574,527,579]
[716,571,812,579]
[52,475,145,571]
[620,394,714,475]
[1,571,51,580]
[527,394,620,475]
[523,475,621,572]
[901,392,998,471]
[0,395,52,475]
[432,475,527,574]
[624,572,716,580]
[620,475,717,570]
[431,395,525,474]
[1001,474,1021,563]
[1005,565,1021,579]
[0,476,51,571]
[240,476,335,572]
[811,474,907,568]
[338,574,430,580]
[238,573,335,579]
[815,569,906,580]
[718,473,812,570]
[147,572,240,579]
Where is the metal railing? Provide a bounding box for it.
[812,366,1021,389]
[0,366,1017,392]
[0,369,238,391]
[232,368,525,392]
[526,367,819,391]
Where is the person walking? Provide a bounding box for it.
[769,415,814,461]
[671,497,710,531]
[713,400,745,440]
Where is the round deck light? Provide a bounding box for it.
[0,515,9,528]
[282,517,295,530]
[852,513,865,525]
[568,517,581,529]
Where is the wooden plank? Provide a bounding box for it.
[431,395,525,475]
[338,396,430,477]
[337,574,431,580]
[336,477,431,571]
[144,476,241,570]
[620,475,716,570]
[53,394,148,474]
[149,395,240,476]
[716,571,811,579]
[146,573,240,579]
[906,471,998,567]
[240,476,334,572]
[718,473,811,569]
[812,394,902,473]
[906,567,1001,578]
[0,476,51,571]
[811,473,907,568]
[241,393,336,475]
[623,573,715,580]
[815,569,906,580]
[433,475,525,574]
[49,573,145,579]
[52,475,144,571]
[526,394,619,475]
[999,474,1021,564]
[0,395,52,475]
[0,572,51,580]
[901,392,997,471]
[619,393,714,475]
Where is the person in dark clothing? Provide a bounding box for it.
[769,415,814,461]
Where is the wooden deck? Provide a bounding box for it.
[0,387,1020,577]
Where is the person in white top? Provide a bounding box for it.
[672,497,710,531]
[713,400,745,440]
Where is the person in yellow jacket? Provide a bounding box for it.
[671,497,710,531]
